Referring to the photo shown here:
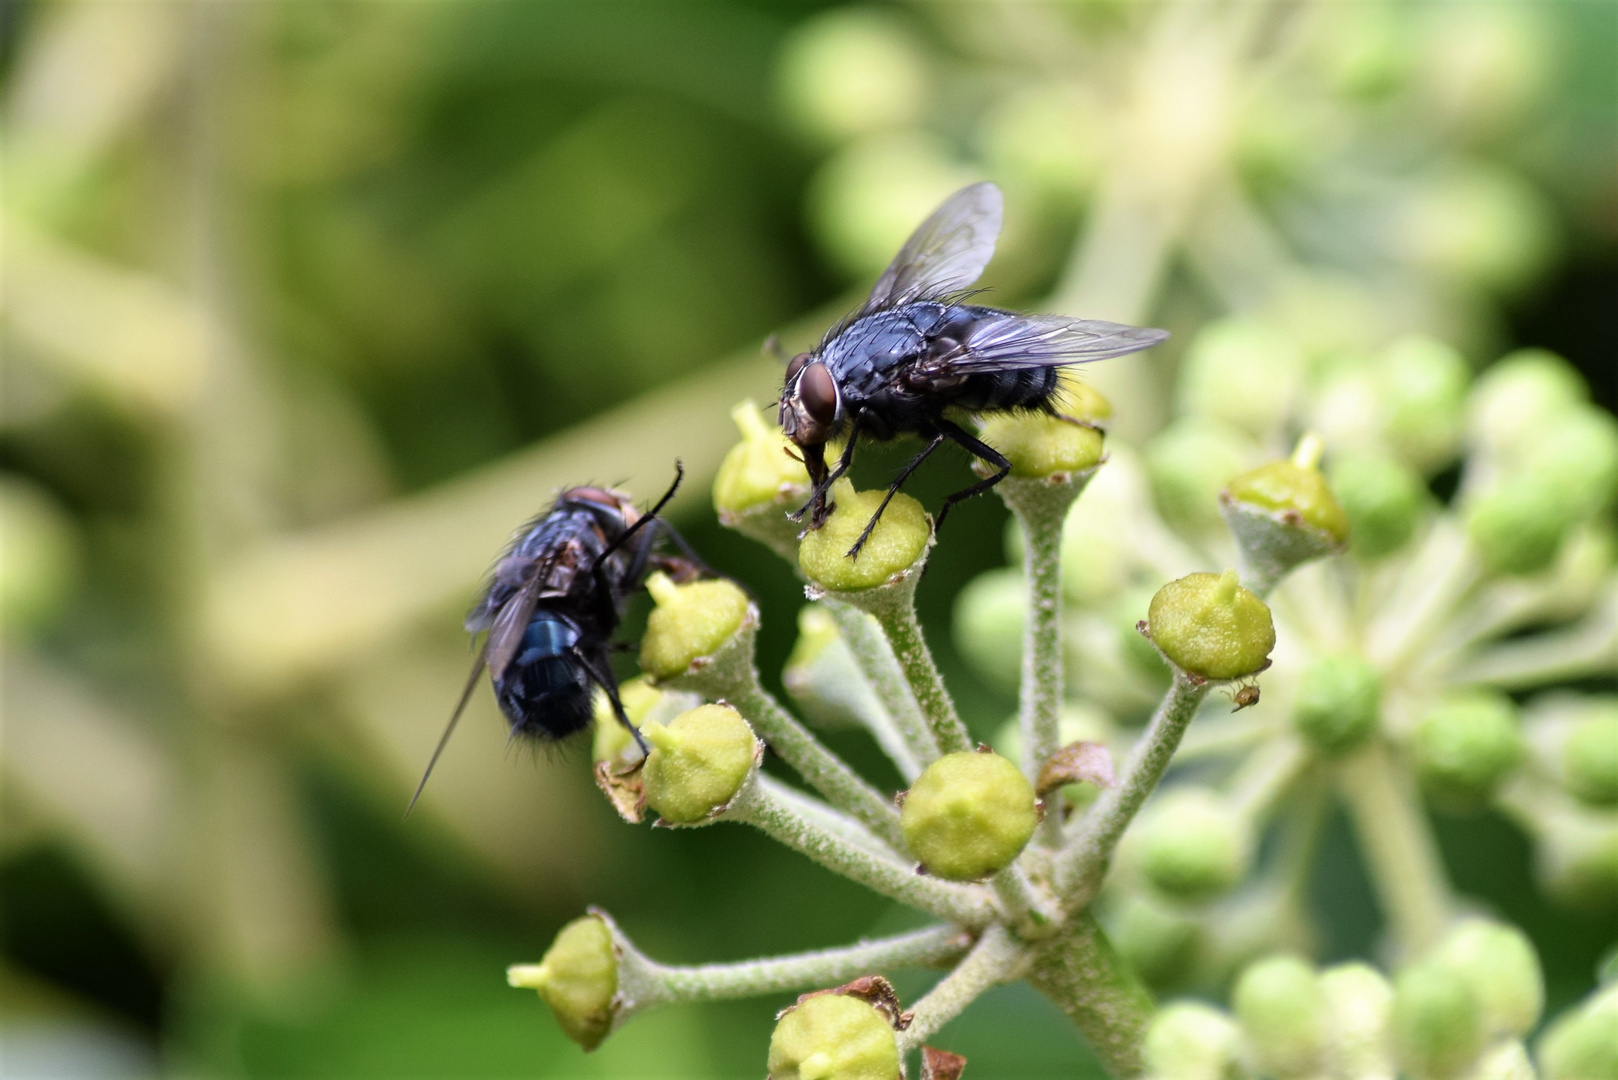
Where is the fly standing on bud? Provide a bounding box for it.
[408,465,710,812]
[777,181,1168,556]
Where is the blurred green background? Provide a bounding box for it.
[1,1,1614,1077]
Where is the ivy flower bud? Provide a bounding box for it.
[776,8,927,145]
[1541,816,1618,909]
[767,991,901,1080]
[1520,404,1618,515]
[900,750,1037,881]
[1291,654,1382,754]
[592,678,662,764]
[1467,477,1574,577]
[1138,787,1252,903]
[714,399,812,556]
[1110,892,1202,989]
[1414,691,1523,807]
[1319,963,1395,1080]
[639,573,753,682]
[1329,452,1426,560]
[1538,985,1618,1080]
[1146,571,1276,682]
[1175,317,1304,439]
[1468,349,1588,456]
[507,915,618,1050]
[1564,709,1618,806]
[977,413,1105,480]
[1147,418,1257,535]
[952,568,1024,693]
[1144,1002,1243,1080]
[642,704,760,825]
[1221,436,1349,584]
[1378,336,1470,474]
[799,479,931,592]
[1233,954,1327,1080]
[1434,918,1543,1037]
[1391,961,1487,1080]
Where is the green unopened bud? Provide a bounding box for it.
[768,991,902,1080]
[1330,452,1426,559]
[1392,961,1487,1080]
[714,399,812,556]
[978,413,1105,479]
[1139,787,1252,903]
[1469,349,1588,456]
[1292,654,1382,754]
[900,750,1037,881]
[1468,476,1574,577]
[1144,1002,1243,1080]
[508,915,618,1050]
[776,8,927,145]
[1400,164,1557,295]
[1414,691,1523,807]
[0,477,79,631]
[1471,1041,1536,1080]
[1434,919,1544,1037]
[1541,815,1618,909]
[1520,405,1618,515]
[1176,318,1304,438]
[592,679,660,763]
[1147,570,1276,682]
[1319,962,1395,1080]
[1378,336,1470,474]
[1224,440,1350,544]
[952,568,1024,693]
[1539,986,1618,1080]
[642,704,759,824]
[1147,418,1258,535]
[639,574,753,682]
[1565,709,1618,807]
[1110,892,1203,990]
[1233,954,1327,1079]
[799,479,931,591]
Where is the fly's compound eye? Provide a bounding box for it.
[799,362,839,428]
[784,351,812,382]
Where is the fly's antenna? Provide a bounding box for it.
[590,460,683,575]
[406,641,489,817]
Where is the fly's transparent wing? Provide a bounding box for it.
[865,182,1003,310]
[485,573,546,682]
[938,314,1169,372]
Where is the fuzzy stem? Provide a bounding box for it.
[834,573,974,755]
[897,924,1026,1053]
[1025,914,1155,1078]
[723,774,998,928]
[1336,741,1453,957]
[992,863,1062,939]
[1056,672,1212,905]
[614,924,971,1019]
[822,598,941,769]
[765,774,905,861]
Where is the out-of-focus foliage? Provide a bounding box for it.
[1,0,1614,1077]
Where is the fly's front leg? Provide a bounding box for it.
[847,433,946,559]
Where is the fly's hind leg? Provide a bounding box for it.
[574,648,650,758]
[846,433,946,559]
[934,417,1012,533]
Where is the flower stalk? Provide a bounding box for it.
[897,923,1026,1053]
[822,597,941,770]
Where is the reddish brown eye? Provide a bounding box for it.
[785,352,812,381]
[566,486,624,509]
[800,361,838,426]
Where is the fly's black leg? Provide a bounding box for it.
[846,433,946,559]
[934,417,1012,533]
[574,647,650,757]
[591,461,684,577]
[790,417,861,526]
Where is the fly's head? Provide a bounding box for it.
[778,352,842,473]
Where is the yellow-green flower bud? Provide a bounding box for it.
[799,480,930,591]
[1144,1002,1243,1080]
[639,573,752,682]
[977,413,1105,479]
[507,915,618,1050]
[1223,447,1351,545]
[1233,954,1327,1079]
[1565,709,1618,807]
[900,750,1037,881]
[1434,919,1543,1037]
[1292,654,1381,754]
[642,704,759,824]
[1139,787,1252,903]
[1147,571,1276,682]
[1330,452,1426,560]
[1147,418,1258,535]
[1521,405,1618,515]
[1539,986,1618,1080]
[1471,1041,1537,1080]
[1378,336,1469,474]
[1468,476,1574,577]
[1400,164,1557,295]
[1110,892,1203,990]
[714,398,811,516]
[1319,963,1395,1080]
[592,679,661,763]
[1469,349,1588,456]
[0,477,79,632]
[1176,318,1304,439]
[952,568,1024,694]
[775,8,927,145]
[1391,961,1487,1080]
[768,991,901,1080]
[1542,817,1618,909]
[1414,691,1523,807]
[1058,374,1114,426]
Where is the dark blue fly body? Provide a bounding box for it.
[778,182,1170,556]
[408,468,696,812]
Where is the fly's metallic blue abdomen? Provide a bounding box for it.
[495,611,595,740]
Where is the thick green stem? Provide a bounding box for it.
[1056,672,1211,905]
[822,598,941,769]
[723,775,997,928]
[897,924,1026,1053]
[1025,914,1155,1078]
[1336,741,1453,957]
